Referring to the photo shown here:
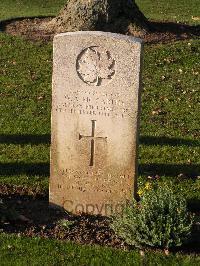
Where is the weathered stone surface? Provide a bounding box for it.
[50,31,143,216]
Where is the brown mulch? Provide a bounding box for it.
[0,184,200,254]
[0,18,53,42]
[0,184,126,249]
[0,17,199,43]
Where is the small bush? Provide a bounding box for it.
[111,186,193,249]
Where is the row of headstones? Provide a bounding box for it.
[50,31,143,216]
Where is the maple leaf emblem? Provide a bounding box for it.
[77,46,115,86]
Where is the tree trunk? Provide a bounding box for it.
[45,0,150,34]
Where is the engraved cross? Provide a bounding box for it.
[79,120,107,166]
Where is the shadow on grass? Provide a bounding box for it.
[0,134,50,145]
[0,134,199,177]
[0,162,199,178]
[139,136,199,147]
[140,163,200,177]
[150,21,200,37]
[0,162,49,176]
[0,134,199,146]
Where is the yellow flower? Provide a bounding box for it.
[145,182,151,190]
[138,188,144,197]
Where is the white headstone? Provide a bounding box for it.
[50,31,143,216]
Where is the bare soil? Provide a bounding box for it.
[0,17,199,43]
[0,184,127,249]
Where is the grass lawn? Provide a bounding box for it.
[0,234,200,266]
[137,0,200,25]
[0,0,200,264]
[0,0,66,21]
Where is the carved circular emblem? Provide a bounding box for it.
[76,46,115,86]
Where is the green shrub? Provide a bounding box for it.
[111,186,193,249]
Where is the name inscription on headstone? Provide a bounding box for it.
[56,90,130,118]
[50,32,143,216]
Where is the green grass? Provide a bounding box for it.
[139,40,200,201]
[136,0,200,25]
[0,0,66,21]
[0,234,200,266]
[0,33,199,201]
[0,34,52,190]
